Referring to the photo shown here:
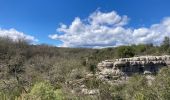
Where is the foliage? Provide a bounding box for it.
[28,82,64,100]
[1,36,170,99]
[161,36,170,53]
[116,46,135,58]
[151,67,170,100]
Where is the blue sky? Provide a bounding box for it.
[0,0,170,48]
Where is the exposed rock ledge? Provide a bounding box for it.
[98,55,170,75]
[69,55,170,95]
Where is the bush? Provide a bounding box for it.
[124,75,153,100]
[152,67,170,100]
[116,46,135,58]
[28,82,64,100]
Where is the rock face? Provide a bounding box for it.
[98,55,170,76]
[68,55,170,95]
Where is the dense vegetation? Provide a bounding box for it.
[0,36,170,100]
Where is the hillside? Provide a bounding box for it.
[0,37,170,100]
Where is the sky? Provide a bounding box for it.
[0,0,170,48]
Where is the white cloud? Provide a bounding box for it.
[89,10,129,26]
[49,10,170,48]
[0,28,38,43]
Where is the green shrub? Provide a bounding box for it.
[28,82,64,100]
[116,46,135,58]
[152,67,170,100]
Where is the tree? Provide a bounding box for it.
[161,36,170,52]
[117,46,135,58]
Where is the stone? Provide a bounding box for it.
[97,55,170,76]
[81,88,99,95]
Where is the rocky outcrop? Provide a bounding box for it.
[68,55,170,95]
[98,55,170,76]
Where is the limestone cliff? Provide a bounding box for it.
[98,55,170,76]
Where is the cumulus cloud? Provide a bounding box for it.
[49,10,170,48]
[89,10,129,26]
[0,28,38,43]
